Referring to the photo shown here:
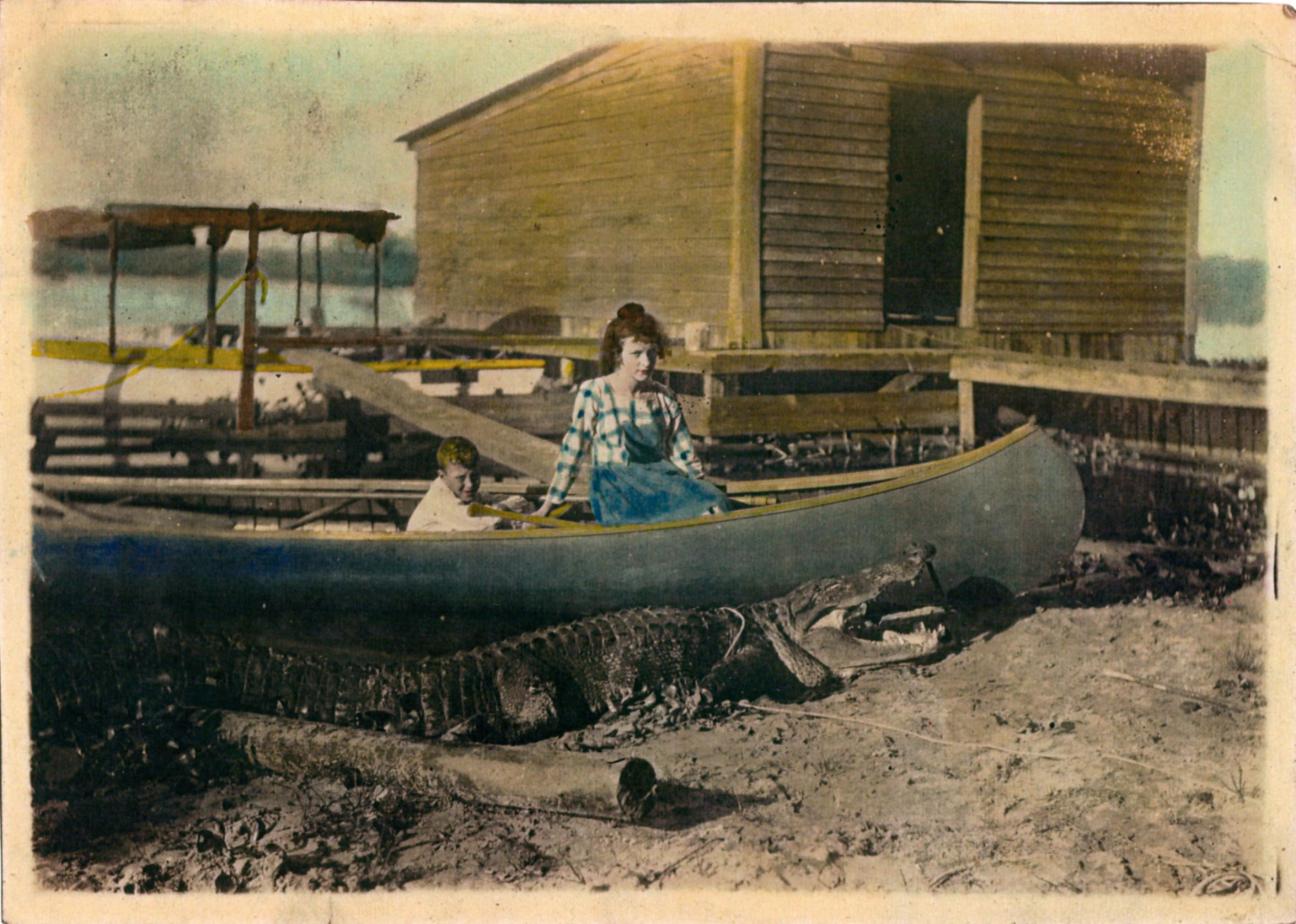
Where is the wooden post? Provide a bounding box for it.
[958,380,975,451]
[373,239,382,334]
[107,217,119,357]
[205,231,220,364]
[295,233,304,327]
[313,231,324,327]
[237,203,260,432]
[1182,80,1206,362]
[727,41,764,350]
[959,95,984,331]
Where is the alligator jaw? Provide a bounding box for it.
[802,621,948,678]
[793,542,938,635]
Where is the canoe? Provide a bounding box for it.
[30,424,1084,656]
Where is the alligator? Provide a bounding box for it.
[31,543,948,746]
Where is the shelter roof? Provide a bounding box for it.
[28,204,400,250]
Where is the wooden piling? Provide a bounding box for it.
[295,233,304,327]
[958,380,975,450]
[373,239,382,334]
[205,232,221,364]
[313,231,323,327]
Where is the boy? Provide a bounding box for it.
[405,436,530,532]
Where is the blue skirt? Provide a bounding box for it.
[591,462,730,526]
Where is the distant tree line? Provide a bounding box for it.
[33,233,418,288]
[1194,256,1265,327]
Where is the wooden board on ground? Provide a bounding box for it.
[283,349,575,486]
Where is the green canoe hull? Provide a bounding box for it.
[31,425,1084,656]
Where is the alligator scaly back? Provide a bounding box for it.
[31,543,947,745]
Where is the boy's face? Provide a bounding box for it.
[440,461,480,504]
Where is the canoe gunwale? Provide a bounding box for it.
[33,424,1043,544]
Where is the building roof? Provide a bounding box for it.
[396,44,615,148]
[397,40,1208,151]
[907,43,1207,90]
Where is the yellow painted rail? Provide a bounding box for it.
[33,338,545,375]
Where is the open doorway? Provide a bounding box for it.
[883,88,975,325]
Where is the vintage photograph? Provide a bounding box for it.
[1,2,1291,921]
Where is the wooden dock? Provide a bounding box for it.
[950,350,1266,463]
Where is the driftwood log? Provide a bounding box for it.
[210,709,659,821]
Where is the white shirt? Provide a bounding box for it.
[405,477,499,533]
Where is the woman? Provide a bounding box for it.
[534,303,729,526]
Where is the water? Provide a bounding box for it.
[24,274,1266,363]
[27,274,414,340]
[1194,322,1267,363]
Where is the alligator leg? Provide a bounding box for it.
[745,605,839,695]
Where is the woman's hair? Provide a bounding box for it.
[598,302,669,375]
[436,435,480,471]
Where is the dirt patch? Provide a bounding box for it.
[33,546,1269,896]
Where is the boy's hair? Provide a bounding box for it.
[436,436,480,471]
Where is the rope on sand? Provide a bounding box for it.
[738,701,1233,794]
[737,701,1064,763]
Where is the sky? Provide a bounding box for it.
[18,23,595,238]
[1197,43,1269,261]
[7,3,1284,262]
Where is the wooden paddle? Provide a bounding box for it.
[467,502,580,529]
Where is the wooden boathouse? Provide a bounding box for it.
[401,41,1203,354]
[397,41,1263,464]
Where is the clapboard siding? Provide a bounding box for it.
[976,71,1191,332]
[412,43,735,335]
[761,46,889,332]
[760,42,1194,336]
[406,40,1196,344]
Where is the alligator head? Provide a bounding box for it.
[781,541,937,636]
[775,542,948,678]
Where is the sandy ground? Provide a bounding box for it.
[30,541,1271,897]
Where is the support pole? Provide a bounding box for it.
[313,231,323,327]
[107,218,119,358]
[205,231,221,364]
[726,40,765,350]
[959,95,984,331]
[1183,80,1206,362]
[373,239,383,335]
[237,203,261,432]
[958,380,975,451]
[295,233,304,327]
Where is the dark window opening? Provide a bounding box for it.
[883,89,973,325]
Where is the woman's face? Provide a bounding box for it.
[618,337,658,382]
